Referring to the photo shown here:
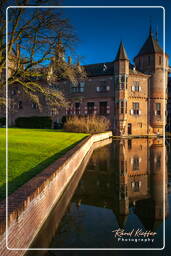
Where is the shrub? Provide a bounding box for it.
[0,117,6,126]
[64,115,110,134]
[15,116,52,129]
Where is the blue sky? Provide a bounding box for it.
[62,0,171,66]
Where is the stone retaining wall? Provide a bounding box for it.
[0,131,112,256]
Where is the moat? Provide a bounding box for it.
[27,138,171,254]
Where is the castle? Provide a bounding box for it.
[0,26,170,136]
[74,138,168,231]
[53,25,170,136]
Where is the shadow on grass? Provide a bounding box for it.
[0,137,87,201]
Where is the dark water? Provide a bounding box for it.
[27,138,171,255]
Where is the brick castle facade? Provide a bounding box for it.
[0,26,170,136]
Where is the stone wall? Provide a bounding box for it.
[0,131,112,256]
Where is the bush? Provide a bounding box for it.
[64,115,110,134]
[0,117,6,126]
[15,116,52,129]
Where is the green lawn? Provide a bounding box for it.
[0,128,88,200]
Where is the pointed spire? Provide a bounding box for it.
[156,25,158,41]
[149,16,153,37]
[149,24,152,36]
[115,41,129,61]
[135,25,163,57]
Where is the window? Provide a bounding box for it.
[128,139,132,149]
[121,75,125,83]
[148,55,151,65]
[18,101,23,109]
[156,155,161,168]
[32,102,38,109]
[156,103,161,116]
[87,102,94,115]
[72,81,85,93]
[132,81,141,92]
[125,101,127,114]
[114,74,128,90]
[80,82,85,87]
[131,181,141,192]
[120,101,124,114]
[120,83,124,90]
[133,102,139,115]
[100,102,107,115]
[75,102,80,115]
[133,156,139,171]
[134,86,140,91]
[96,82,110,92]
[159,56,162,65]
[51,109,57,116]
[11,89,16,96]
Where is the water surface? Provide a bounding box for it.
[27,138,170,253]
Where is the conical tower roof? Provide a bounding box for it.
[135,28,163,57]
[115,41,129,61]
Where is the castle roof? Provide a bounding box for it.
[83,62,146,77]
[115,41,129,61]
[84,62,114,76]
[135,33,163,57]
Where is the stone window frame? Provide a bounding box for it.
[71,81,85,93]
[132,102,141,115]
[131,181,142,192]
[132,81,141,92]
[132,156,140,171]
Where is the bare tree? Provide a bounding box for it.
[0,0,86,109]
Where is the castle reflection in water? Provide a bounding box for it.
[73,138,169,231]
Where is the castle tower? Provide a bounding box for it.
[134,26,169,135]
[134,139,168,232]
[150,139,169,223]
[114,42,129,136]
[112,140,129,228]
